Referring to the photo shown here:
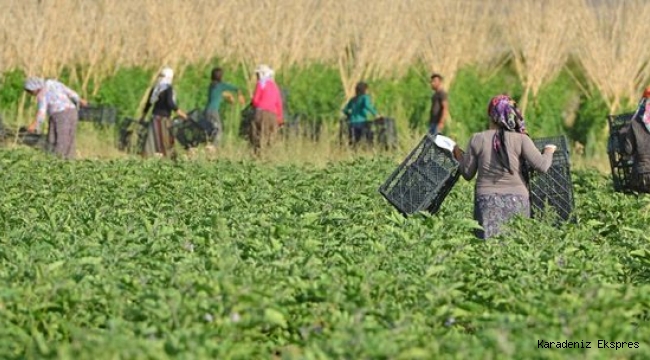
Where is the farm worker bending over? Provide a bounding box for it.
[205,67,245,147]
[24,77,88,160]
[622,86,650,193]
[140,67,188,159]
[342,82,379,146]
[249,64,283,153]
[452,94,555,239]
[429,73,449,136]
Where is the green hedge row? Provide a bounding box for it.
[0,58,630,154]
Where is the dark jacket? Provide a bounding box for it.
[143,86,179,118]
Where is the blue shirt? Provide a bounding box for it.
[343,94,378,124]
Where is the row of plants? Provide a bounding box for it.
[1,149,649,358]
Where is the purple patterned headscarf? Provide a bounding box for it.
[487,94,527,174]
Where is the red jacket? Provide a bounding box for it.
[252,79,283,125]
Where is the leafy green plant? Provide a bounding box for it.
[0,149,649,359]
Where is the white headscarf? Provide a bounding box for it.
[24,77,46,92]
[149,67,174,104]
[255,64,274,87]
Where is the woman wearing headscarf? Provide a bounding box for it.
[140,67,188,158]
[249,64,283,152]
[452,94,556,239]
[24,77,88,159]
[623,86,650,192]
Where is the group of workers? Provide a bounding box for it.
[20,65,450,160]
[138,64,284,158]
[18,67,649,239]
[22,64,285,160]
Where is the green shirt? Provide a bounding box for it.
[343,94,378,124]
[205,82,239,113]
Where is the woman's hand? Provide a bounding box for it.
[452,145,464,161]
[224,92,235,104]
[544,144,557,154]
[26,121,38,133]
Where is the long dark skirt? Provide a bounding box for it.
[48,108,78,160]
[142,115,174,157]
[474,193,530,239]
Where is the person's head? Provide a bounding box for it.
[24,77,45,96]
[255,64,274,81]
[158,67,174,84]
[487,94,526,133]
[211,67,223,82]
[430,73,443,91]
[355,82,368,97]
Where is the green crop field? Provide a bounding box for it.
[3,0,650,358]
[1,148,650,359]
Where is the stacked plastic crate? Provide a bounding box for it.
[524,135,575,223]
[78,105,117,125]
[606,113,637,193]
[339,117,398,150]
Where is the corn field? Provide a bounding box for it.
[1,0,650,113]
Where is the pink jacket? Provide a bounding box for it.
[252,79,283,125]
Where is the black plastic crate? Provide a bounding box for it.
[279,115,322,141]
[373,117,398,150]
[339,117,398,150]
[525,135,575,223]
[239,105,255,139]
[16,127,47,148]
[116,117,135,152]
[607,113,637,193]
[115,117,148,153]
[379,134,460,216]
[0,126,46,149]
[78,105,117,125]
[172,109,212,150]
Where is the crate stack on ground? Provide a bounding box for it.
[172,109,213,150]
[524,135,575,224]
[280,115,322,142]
[277,88,323,142]
[606,113,648,193]
[339,117,398,150]
[379,134,460,216]
[78,105,117,126]
[0,115,46,149]
[115,117,149,154]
